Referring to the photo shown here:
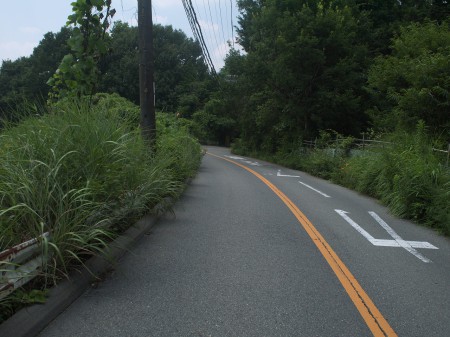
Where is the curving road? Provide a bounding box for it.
[39,146,450,337]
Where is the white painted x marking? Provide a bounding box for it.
[335,210,438,263]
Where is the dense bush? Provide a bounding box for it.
[0,94,202,322]
[156,112,202,182]
[338,124,449,234]
[0,94,201,279]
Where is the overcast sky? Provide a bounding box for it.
[0,0,239,70]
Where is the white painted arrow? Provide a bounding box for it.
[224,155,244,160]
[224,156,262,166]
[243,160,261,166]
[277,170,300,178]
[335,210,438,263]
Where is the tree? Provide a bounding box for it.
[367,21,450,134]
[98,22,210,114]
[0,28,71,118]
[47,0,115,101]
[153,24,209,115]
[98,22,140,103]
[1,21,210,121]
[211,0,449,152]
[352,0,449,56]
[231,0,370,152]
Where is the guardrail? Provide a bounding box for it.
[302,138,450,166]
[303,138,393,149]
[0,233,50,300]
[432,144,450,167]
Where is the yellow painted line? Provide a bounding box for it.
[208,152,397,337]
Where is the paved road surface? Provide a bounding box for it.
[39,146,450,336]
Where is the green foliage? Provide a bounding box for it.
[299,151,344,180]
[234,123,449,234]
[203,1,448,149]
[47,0,116,100]
[339,123,449,233]
[156,120,202,181]
[153,24,210,114]
[0,289,48,322]
[98,22,211,113]
[192,98,236,145]
[91,92,140,127]
[97,22,140,104]
[352,0,448,55]
[225,0,371,152]
[1,21,210,122]
[368,21,450,134]
[0,93,202,322]
[0,28,71,118]
[0,93,201,273]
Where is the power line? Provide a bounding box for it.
[217,1,227,45]
[182,0,237,71]
[206,0,222,69]
[201,0,221,69]
[182,0,217,76]
[216,0,228,59]
[230,0,234,49]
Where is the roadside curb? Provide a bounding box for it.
[0,213,159,337]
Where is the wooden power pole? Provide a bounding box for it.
[138,0,156,145]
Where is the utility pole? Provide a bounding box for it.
[138,0,156,146]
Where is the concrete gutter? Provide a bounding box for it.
[0,213,158,337]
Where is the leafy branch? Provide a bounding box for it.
[47,0,116,102]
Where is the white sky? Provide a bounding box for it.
[0,0,240,70]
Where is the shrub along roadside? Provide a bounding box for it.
[336,124,449,234]
[232,125,449,235]
[0,94,201,321]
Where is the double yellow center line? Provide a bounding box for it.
[209,153,397,337]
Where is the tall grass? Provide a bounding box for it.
[338,123,449,234]
[156,112,202,181]
[0,94,201,284]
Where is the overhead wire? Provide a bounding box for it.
[182,0,237,72]
[230,0,235,49]
[182,0,218,76]
[206,0,222,69]
[215,0,229,59]
[198,0,219,69]
[198,0,217,68]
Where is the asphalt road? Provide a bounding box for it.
[39,146,450,336]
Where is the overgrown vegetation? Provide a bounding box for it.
[0,0,207,321]
[47,0,116,101]
[0,94,201,322]
[233,124,450,235]
[0,0,449,321]
[195,1,448,149]
[224,2,449,234]
[338,125,449,234]
[0,22,212,121]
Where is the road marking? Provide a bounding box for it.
[277,169,300,178]
[208,152,397,337]
[369,211,436,263]
[335,210,437,263]
[299,181,331,198]
[243,160,261,166]
[224,155,262,166]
